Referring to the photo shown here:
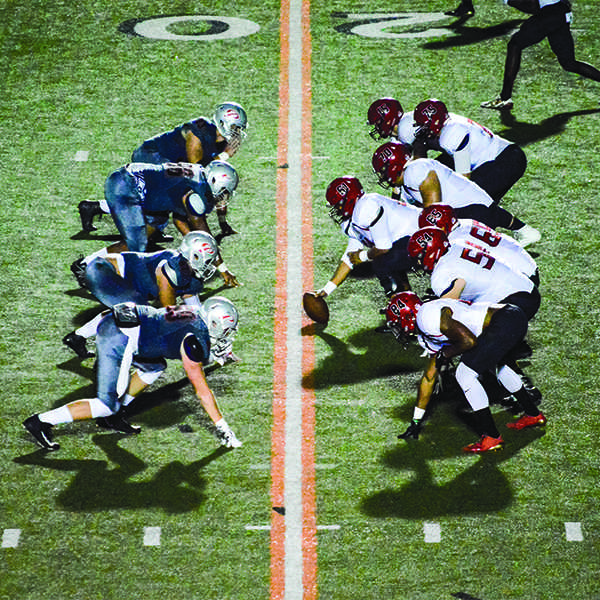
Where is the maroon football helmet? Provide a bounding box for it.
[367,98,404,140]
[372,141,412,188]
[407,226,450,273]
[325,176,364,223]
[418,204,457,234]
[385,291,423,336]
[413,98,449,137]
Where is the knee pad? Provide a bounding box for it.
[88,397,115,418]
[136,369,163,385]
[455,362,479,392]
[497,365,522,394]
[455,362,489,411]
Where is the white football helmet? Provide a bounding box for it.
[201,296,239,359]
[179,231,219,280]
[213,102,248,141]
[205,160,239,207]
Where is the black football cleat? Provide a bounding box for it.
[96,412,141,434]
[78,200,103,233]
[23,415,60,451]
[62,332,94,359]
[70,256,88,288]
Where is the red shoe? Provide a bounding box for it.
[463,435,504,453]
[506,412,547,430]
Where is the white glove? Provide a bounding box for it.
[215,419,242,448]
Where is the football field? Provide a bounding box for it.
[1,1,599,599]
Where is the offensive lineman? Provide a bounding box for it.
[386,292,546,453]
[372,140,541,247]
[311,176,421,301]
[411,98,528,204]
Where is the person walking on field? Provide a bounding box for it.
[481,0,600,110]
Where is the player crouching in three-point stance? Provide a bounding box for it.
[386,292,546,453]
[23,300,242,451]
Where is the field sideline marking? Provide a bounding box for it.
[271,0,316,598]
[2,529,21,548]
[143,526,161,546]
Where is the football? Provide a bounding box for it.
[302,292,330,325]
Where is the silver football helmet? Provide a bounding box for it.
[179,231,219,280]
[201,296,239,359]
[205,160,239,207]
[213,102,248,141]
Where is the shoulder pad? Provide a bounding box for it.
[183,333,205,363]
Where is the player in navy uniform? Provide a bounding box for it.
[481,0,600,110]
[79,102,248,238]
[23,299,242,450]
[71,160,241,289]
[64,231,220,359]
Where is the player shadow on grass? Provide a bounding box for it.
[13,436,229,513]
[496,108,600,147]
[301,326,426,389]
[421,18,524,50]
[360,401,545,518]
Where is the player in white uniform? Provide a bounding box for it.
[385,292,546,453]
[407,226,541,321]
[313,176,421,300]
[412,98,528,205]
[419,204,538,283]
[372,140,541,247]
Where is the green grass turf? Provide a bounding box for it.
[1,1,600,599]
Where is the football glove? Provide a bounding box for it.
[398,419,423,440]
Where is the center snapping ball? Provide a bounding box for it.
[302,292,330,325]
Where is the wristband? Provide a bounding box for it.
[322,281,337,296]
[358,250,369,262]
[342,254,353,268]
[217,263,229,273]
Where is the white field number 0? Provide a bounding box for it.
[129,12,452,41]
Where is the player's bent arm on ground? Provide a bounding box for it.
[419,170,442,208]
[440,278,466,300]
[318,260,352,296]
[181,341,224,425]
[416,355,439,411]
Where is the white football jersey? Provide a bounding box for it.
[430,241,534,302]
[341,191,420,253]
[402,158,494,209]
[438,113,510,173]
[449,219,537,278]
[416,298,491,355]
